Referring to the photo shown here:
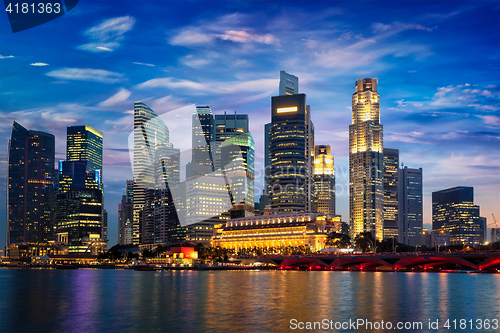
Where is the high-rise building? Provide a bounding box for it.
[398,167,423,246]
[479,217,487,244]
[312,145,335,218]
[279,70,299,96]
[7,122,55,246]
[270,93,313,213]
[432,186,481,245]
[349,78,384,242]
[55,125,105,253]
[383,148,399,240]
[187,106,214,178]
[264,122,272,197]
[214,112,249,171]
[133,101,169,244]
[66,125,103,175]
[221,132,255,218]
[118,180,134,245]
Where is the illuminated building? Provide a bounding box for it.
[67,125,103,172]
[432,186,481,245]
[383,148,399,240]
[214,112,249,171]
[220,132,255,218]
[423,229,451,248]
[133,101,169,244]
[312,145,335,217]
[398,167,423,246]
[118,180,134,245]
[212,213,330,252]
[7,122,55,246]
[270,93,314,212]
[279,70,299,96]
[349,78,383,242]
[55,125,105,252]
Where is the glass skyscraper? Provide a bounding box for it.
[312,145,335,218]
[383,148,399,240]
[7,122,55,245]
[349,78,384,242]
[67,125,103,174]
[432,186,481,245]
[398,166,423,246]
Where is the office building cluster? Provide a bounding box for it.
[7,123,107,257]
[116,71,490,249]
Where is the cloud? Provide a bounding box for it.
[215,30,278,44]
[0,55,14,59]
[372,21,433,34]
[30,62,49,66]
[132,62,155,67]
[78,16,135,53]
[477,115,500,128]
[170,29,213,45]
[46,68,124,83]
[99,88,131,107]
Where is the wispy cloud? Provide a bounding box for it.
[99,88,131,107]
[46,68,124,83]
[30,62,49,66]
[0,55,14,59]
[132,62,155,67]
[78,16,135,53]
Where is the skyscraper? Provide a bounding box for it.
[214,112,249,171]
[349,78,384,242]
[312,145,335,218]
[270,93,313,212]
[118,180,134,245]
[133,101,169,244]
[7,122,55,245]
[398,166,423,246]
[432,186,481,245]
[279,70,299,96]
[67,125,103,175]
[383,148,399,240]
[187,106,214,178]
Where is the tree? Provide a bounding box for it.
[326,232,351,248]
[354,232,376,252]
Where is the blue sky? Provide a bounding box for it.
[1,0,499,248]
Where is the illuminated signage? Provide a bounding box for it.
[276,106,298,113]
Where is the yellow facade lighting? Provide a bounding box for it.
[277,106,298,113]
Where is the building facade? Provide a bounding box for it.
[8,122,55,246]
[118,180,134,245]
[279,70,299,96]
[349,78,384,242]
[398,167,423,246]
[270,93,313,213]
[383,148,399,240]
[432,186,481,245]
[491,228,500,243]
[212,213,330,252]
[312,145,335,218]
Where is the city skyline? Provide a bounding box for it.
[1,1,499,248]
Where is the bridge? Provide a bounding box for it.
[233,253,500,272]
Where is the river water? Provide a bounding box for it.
[0,268,499,332]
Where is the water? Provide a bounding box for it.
[0,268,499,332]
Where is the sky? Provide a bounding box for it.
[0,0,499,249]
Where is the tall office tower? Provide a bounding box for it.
[187,106,214,178]
[264,122,272,196]
[133,101,169,244]
[279,70,299,96]
[118,180,134,245]
[312,145,335,218]
[492,228,500,243]
[7,122,55,245]
[349,78,384,242]
[220,132,255,218]
[67,125,103,175]
[270,93,313,213]
[213,112,249,171]
[398,167,423,246]
[479,217,487,244]
[154,142,185,244]
[383,148,399,240]
[432,186,481,245]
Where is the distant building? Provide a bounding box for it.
[279,70,299,96]
[479,217,487,244]
[398,167,423,246]
[7,122,55,247]
[212,213,330,252]
[383,148,399,240]
[66,125,103,177]
[423,229,451,249]
[118,180,134,245]
[491,228,500,243]
[312,145,335,218]
[432,186,481,245]
[188,106,214,177]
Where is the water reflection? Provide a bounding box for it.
[1,268,499,332]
